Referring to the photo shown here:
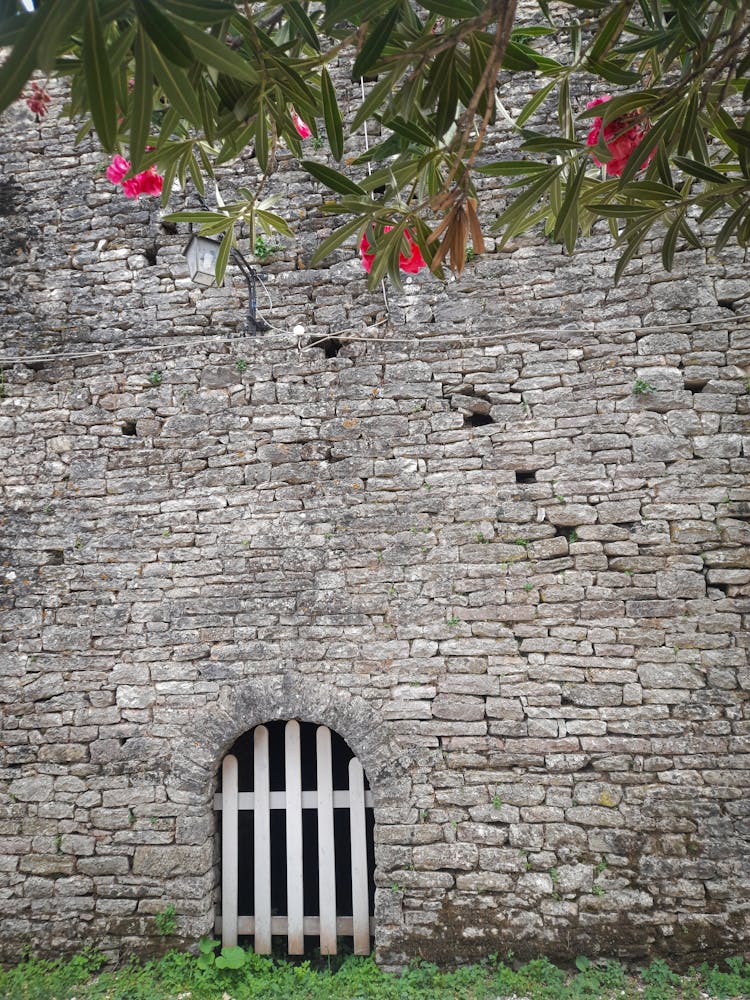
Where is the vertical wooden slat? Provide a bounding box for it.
[221,754,239,948]
[253,725,272,954]
[284,721,304,954]
[348,758,370,954]
[316,726,337,954]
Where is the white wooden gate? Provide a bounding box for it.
[214,721,375,955]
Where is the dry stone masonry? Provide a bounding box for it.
[1,63,749,969]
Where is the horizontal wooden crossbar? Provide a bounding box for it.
[214,790,375,810]
[216,915,376,936]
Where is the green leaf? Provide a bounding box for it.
[476,161,550,177]
[726,128,750,150]
[588,0,630,61]
[216,945,246,970]
[301,161,367,196]
[521,136,583,153]
[134,0,194,67]
[501,40,539,71]
[351,71,399,133]
[434,52,458,139]
[256,209,294,239]
[419,0,479,14]
[321,68,344,161]
[516,79,556,128]
[491,162,565,242]
[553,158,588,253]
[214,230,234,287]
[585,57,641,86]
[173,17,260,82]
[36,0,86,73]
[617,107,679,186]
[160,0,235,22]
[83,0,118,152]
[382,115,434,148]
[352,5,400,81]
[662,211,681,270]
[150,44,202,124]
[283,1,321,51]
[672,157,728,185]
[255,104,269,173]
[130,27,153,172]
[309,216,365,267]
[0,10,48,115]
[163,209,228,226]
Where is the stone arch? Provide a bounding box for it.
[165,672,413,951]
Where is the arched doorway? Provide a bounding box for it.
[215,719,375,956]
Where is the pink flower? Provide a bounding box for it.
[586,95,654,177]
[25,82,51,117]
[360,227,426,275]
[129,167,163,198]
[106,154,131,184]
[291,108,311,139]
[107,155,163,199]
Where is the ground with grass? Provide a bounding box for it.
[1,947,750,1000]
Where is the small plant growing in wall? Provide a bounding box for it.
[148,370,162,387]
[154,904,177,936]
[632,378,655,395]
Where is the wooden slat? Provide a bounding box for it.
[220,754,239,949]
[284,721,304,954]
[348,758,370,954]
[316,726,337,954]
[253,725,272,954]
[217,914,376,936]
[214,789,374,810]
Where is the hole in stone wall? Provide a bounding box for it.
[161,222,178,235]
[143,246,158,266]
[515,470,536,483]
[553,524,579,542]
[25,361,46,372]
[0,177,23,216]
[122,421,137,436]
[45,549,64,565]
[216,720,375,959]
[465,412,494,427]
[717,299,737,312]
[309,337,343,359]
[684,378,708,393]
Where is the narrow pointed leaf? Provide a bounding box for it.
[134,0,194,67]
[283,1,321,51]
[256,105,269,172]
[215,230,233,286]
[321,68,344,161]
[130,27,153,172]
[83,0,118,152]
[160,0,235,21]
[352,5,400,80]
[151,44,202,124]
[173,17,259,82]
[37,0,86,73]
[301,161,367,195]
[672,157,728,184]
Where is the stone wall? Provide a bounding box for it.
[1,59,749,969]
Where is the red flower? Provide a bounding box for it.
[106,154,131,184]
[25,82,51,118]
[291,108,311,139]
[360,227,426,274]
[107,155,163,199]
[586,95,654,177]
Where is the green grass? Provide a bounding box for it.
[1,947,750,1000]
